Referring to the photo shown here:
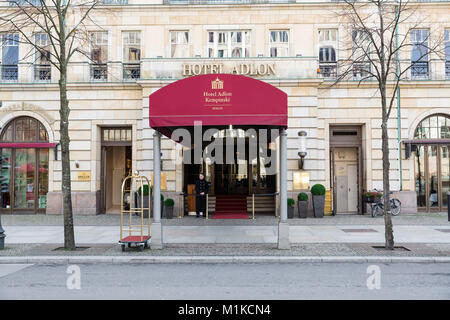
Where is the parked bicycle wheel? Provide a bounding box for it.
[390,199,401,216]
[372,204,381,218]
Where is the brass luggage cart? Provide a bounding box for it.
[119,172,151,252]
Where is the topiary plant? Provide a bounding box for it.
[137,184,150,196]
[311,184,326,196]
[287,198,295,207]
[164,198,174,207]
[298,192,308,201]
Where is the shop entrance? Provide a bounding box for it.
[100,127,132,214]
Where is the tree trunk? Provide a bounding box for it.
[381,89,394,250]
[59,61,75,250]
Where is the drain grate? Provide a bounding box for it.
[372,245,410,251]
[53,246,90,251]
[435,229,450,233]
[341,229,378,233]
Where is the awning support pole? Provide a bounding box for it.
[151,130,163,249]
[278,128,290,249]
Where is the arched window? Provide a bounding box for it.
[414,114,450,139]
[0,116,48,142]
[0,117,49,214]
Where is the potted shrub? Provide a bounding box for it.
[287,198,295,218]
[311,184,326,218]
[137,184,150,218]
[297,192,308,218]
[164,198,175,219]
[364,191,382,203]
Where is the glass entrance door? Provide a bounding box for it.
[414,144,450,211]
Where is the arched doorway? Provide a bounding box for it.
[412,114,450,212]
[0,116,50,214]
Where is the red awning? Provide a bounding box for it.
[0,142,57,148]
[149,74,287,133]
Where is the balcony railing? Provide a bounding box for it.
[318,62,337,79]
[164,0,295,4]
[353,62,371,80]
[446,61,450,80]
[90,63,108,81]
[123,63,140,80]
[7,0,42,6]
[1,65,18,81]
[411,61,429,79]
[101,0,128,4]
[34,64,51,81]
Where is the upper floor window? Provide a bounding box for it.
[414,114,450,140]
[171,31,189,58]
[410,29,429,79]
[34,33,51,81]
[89,31,108,80]
[207,31,250,58]
[351,29,371,80]
[122,31,141,80]
[318,29,337,78]
[445,29,449,79]
[1,33,19,81]
[269,30,289,57]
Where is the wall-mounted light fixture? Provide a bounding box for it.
[297,130,307,170]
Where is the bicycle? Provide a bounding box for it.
[370,190,402,217]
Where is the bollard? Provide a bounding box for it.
[0,212,5,250]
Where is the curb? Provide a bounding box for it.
[0,255,449,264]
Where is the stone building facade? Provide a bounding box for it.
[0,0,449,216]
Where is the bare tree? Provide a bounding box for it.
[330,0,444,249]
[0,0,102,250]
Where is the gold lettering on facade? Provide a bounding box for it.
[181,63,275,77]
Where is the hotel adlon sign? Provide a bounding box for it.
[182,62,275,77]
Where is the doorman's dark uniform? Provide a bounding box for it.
[195,179,209,217]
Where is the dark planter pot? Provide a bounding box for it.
[287,206,294,219]
[312,195,325,218]
[135,193,150,218]
[298,200,308,218]
[165,206,174,219]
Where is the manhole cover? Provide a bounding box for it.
[372,245,410,251]
[435,229,450,233]
[53,246,90,251]
[341,229,378,233]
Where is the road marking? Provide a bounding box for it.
[0,264,33,278]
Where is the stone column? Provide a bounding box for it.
[278,128,290,249]
[151,131,163,249]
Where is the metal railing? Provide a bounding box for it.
[446,61,450,80]
[1,65,18,81]
[318,62,337,79]
[123,63,140,80]
[34,64,51,81]
[411,61,429,79]
[164,0,295,4]
[250,192,279,219]
[90,63,108,81]
[352,62,371,80]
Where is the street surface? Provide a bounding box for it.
[0,262,449,300]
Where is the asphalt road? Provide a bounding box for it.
[0,262,449,300]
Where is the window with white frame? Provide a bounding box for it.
[318,29,337,78]
[351,29,371,80]
[269,30,289,57]
[34,33,51,81]
[207,31,250,58]
[444,29,449,79]
[1,33,19,81]
[170,31,189,58]
[410,29,429,79]
[122,31,141,80]
[89,31,108,80]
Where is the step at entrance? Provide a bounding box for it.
[213,195,248,219]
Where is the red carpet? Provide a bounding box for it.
[213,195,249,219]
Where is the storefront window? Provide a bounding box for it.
[0,116,49,213]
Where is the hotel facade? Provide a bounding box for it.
[0,0,449,220]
